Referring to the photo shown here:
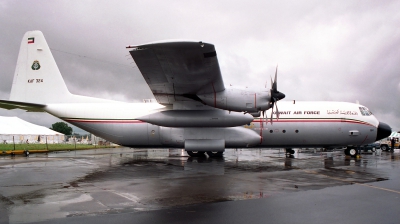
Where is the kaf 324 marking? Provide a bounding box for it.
[27,79,43,83]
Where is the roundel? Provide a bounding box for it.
[31,60,41,70]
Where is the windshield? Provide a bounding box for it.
[359,107,372,116]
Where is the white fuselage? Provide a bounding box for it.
[44,101,379,149]
[252,101,378,148]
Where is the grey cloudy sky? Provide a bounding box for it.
[0,0,399,132]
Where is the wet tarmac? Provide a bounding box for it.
[0,148,399,223]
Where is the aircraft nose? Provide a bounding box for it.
[376,122,392,141]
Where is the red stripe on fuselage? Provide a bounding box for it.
[64,119,145,124]
[252,119,374,126]
[253,119,341,123]
[64,118,374,127]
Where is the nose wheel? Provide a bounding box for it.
[344,147,358,157]
[285,148,295,155]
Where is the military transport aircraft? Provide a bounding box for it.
[0,31,392,157]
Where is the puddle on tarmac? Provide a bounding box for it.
[0,148,397,223]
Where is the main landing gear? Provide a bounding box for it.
[186,151,206,157]
[344,147,358,157]
[206,151,224,157]
[186,151,224,157]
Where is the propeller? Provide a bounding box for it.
[264,66,285,125]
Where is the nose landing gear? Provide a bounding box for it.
[285,148,295,155]
[344,147,358,157]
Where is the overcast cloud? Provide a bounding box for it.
[0,0,399,132]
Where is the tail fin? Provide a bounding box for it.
[10,31,72,104]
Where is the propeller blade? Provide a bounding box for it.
[275,100,280,120]
[261,111,265,129]
[270,102,274,125]
[270,76,273,89]
[261,65,284,122]
[264,110,268,126]
[271,65,278,92]
[261,110,265,125]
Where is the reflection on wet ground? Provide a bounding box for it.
[0,148,399,223]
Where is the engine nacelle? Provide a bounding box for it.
[197,87,271,113]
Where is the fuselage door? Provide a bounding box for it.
[349,130,360,136]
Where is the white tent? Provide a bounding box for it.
[0,116,64,144]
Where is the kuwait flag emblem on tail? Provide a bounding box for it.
[28,37,34,44]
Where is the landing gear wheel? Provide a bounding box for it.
[285,148,295,155]
[349,148,358,157]
[186,151,206,157]
[206,151,224,157]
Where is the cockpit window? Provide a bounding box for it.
[359,107,372,116]
[359,107,367,116]
[367,108,373,115]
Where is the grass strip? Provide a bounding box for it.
[0,144,117,152]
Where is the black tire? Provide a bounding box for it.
[381,145,388,151]
[186,151,206,157]
[349,148,358,157]
[206,151,224,157]
[344,148,350,156]
[285,148,295,155]
[371,147,376,152]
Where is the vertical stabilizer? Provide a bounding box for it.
[10,30,72,104]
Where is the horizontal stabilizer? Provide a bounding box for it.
[0,99,46,112]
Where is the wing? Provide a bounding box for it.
[0,100,46,112]
[128,41,225,105]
